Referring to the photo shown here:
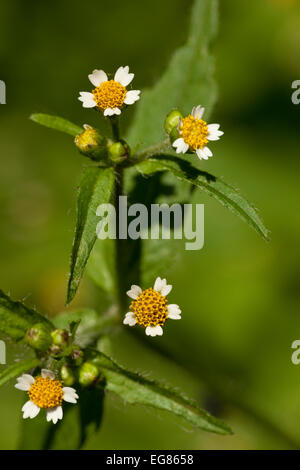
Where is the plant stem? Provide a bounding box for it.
[109,116,126,313]
[133,138,171,162]
[110,116,120,142]
[114,166,126,313]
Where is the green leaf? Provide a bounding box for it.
[0,358,40,387]
[30,113,82,136]
[67,167,115,304]
[135,156,269,241]
[86,238,116,294]
[0,290,53,340]
[127,0,218,150]
[93,352,232,435]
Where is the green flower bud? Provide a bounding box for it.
[49,344,63,357]
[108,141,129,163]
[164,109,183,134]
[74,124,107,161]
[60,365,75,386]
[79,361,101,387]
[25,323,52,352]
[51,329,70,348]
[71,347,84,366]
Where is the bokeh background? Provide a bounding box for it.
[1,0,300,450]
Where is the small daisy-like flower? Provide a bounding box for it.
[78,66,140,116]
[172,105,224,160]
[123,277,181,337]
[15,369,78,424]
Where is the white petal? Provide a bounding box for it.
[207,130,224,141]
[167,304,182,320]
[196,148,208,160]
[78,92,96,108]
[63,387,79,404]
[22,401,40,419]
[88,69,108,87]
[145,325,163,337]
[207,123,220,132]
[103,107,121,116]
[110,107,121,116]
[161,284,172,296]
[46,406,63,424]
[172,138,189,154]
[202,146,213,157]
[15,382,31,391]
[15,374,35,391]
[103,107,114,116]
[114,66,134,86]
[123,312,137,326]
[192,105,205,119]
[41,369,55,380]
[153,277,163,292]
[126,285,142,299]
[124,89,140,105]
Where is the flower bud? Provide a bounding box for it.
[74,124,107,161]
[107,141,129,163]
[49,344,62,356]
[164,109,183,134]
[79,361,101,387]
[60,365,76,386]
[51,329,70,348]
[25,323,52,352]
[169,125,181,143]
[70,347,84,366]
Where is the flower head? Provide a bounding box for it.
[124,277,181,337]
[78,66,140,116]
[172,105,223,160]
[15,369,78,424]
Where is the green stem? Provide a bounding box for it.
[108,116,127,313]
[114,166,126,313]
[110,116,120,142]
[133,138,171,163]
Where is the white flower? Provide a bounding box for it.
[172,105,224,160]
[15,369,78,424]
[124,276,181,337]
[78,66,140,116]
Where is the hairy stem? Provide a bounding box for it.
[133,138,171,162]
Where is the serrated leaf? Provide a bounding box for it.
[127,0,218,149]
[30,113,82,136]
[93,352,232,435]
[135,156,269,241]
[67,167,115,304]
[0,290,53,340]
[0,358,40,387]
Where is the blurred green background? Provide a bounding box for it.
[1,0,300,450]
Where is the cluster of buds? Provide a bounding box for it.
[74,124,130,164]
[25,323,102,388]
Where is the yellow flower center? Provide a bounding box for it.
[28,377,63,409]
[74,126,100,152]
[130,288,168,327]
[92,80,126,110]
[181,115,209,150]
